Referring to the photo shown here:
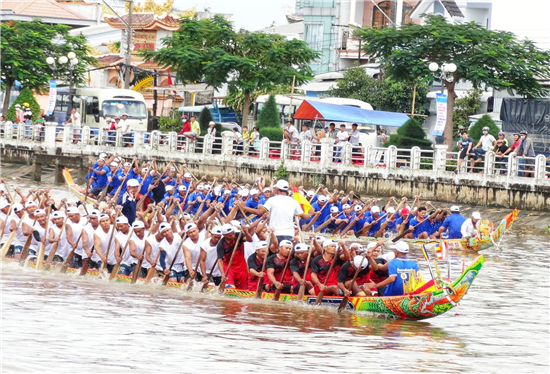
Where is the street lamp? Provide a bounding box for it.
[429,62,457,93]
[47,52,79,112]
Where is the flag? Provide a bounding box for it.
[421,244,430,262]
[167,75,177,95]
[435,242,448,260]
[291,183,312,214]
[87,72,91,86]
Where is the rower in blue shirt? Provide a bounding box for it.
[407,206,432,239]
[310,195,331,230]
[89,158,111,196]
[438,205,466,239]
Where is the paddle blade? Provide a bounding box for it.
[109,264,120,281]
[144,267,156,284]
[19,235,33,265]
[36,244,46,270]
[0,232,16,258]
[338,295,349,312]
[314,290,325,306]
[131,260,143,284]
[162,273,170,286]
[80,258,90,276]
[186,279,194,292]
[296,284,306,303]
[217,280,226,293]
[273,288,282,302]
[255,277,264,299]
[392,228,411,242]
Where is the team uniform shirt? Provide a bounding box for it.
[115,230,133,266]
[91,166,111,189]
[182,233,206,271]
[246,252,265,291]
[366,215,383,237]
[266,254,293,286]
[352,214,368,234]
[289,256,311,288]
[138,174,153,197]
[15,215,34,247]
[30,222,47,253]
[161,234,185,272]
[428,219,443,236]
[188,192,205,215]
[409,215,431,238]
[146,234,163,271]
[129,232,147,266]
[441,214,466,239]
[67,219,85,259]
[383,257,420,296]
[47,224,68,259]
[92,226,117,265]
[82,222,97,259]
[311,202,332,230]
[338,261,371,286]
[119,192,137,225]
[200,239,222,277]
[262,195,304,237]
[461,219,480,238]
[216,235,248,289]
[310,254,345,289]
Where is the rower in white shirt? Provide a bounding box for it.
[461,211,481,239]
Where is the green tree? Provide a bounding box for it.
[468,114,499,143]
[259,127,283,141]
[453,88,483,136]
[1,20,96,116]
[198,107,214,134]
[256,94,280,128]
[140,16,319,127]
[360,14,550,148]
[385,118,433,149]
[325,65,428,115]
[222,84,291,122]
[5,88,41,122]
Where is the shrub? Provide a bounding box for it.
[256,94,281,128]
[6,87,41,122]
[468,114,499,142]
[198,106,214,134]
[274,161,288,180]
[384,118,432,149]
[259,127,283,141]
[158,116,180,132]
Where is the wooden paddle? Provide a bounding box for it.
[392,209,441,243]
[314,215,337,233]
[303,201,329,232]
[162,232,188,286]
[59,231,84,273]
[130,211,157,284]
[201,254,219,292]
[354,213,388,238]
[314,251,338,306]
[0,212,27,259]
[337,255,366,312]
[18,218,37,264]
[273,249,293,302]
[374,199,404,238]
[35,208,52,270]
[0,203,14,245]
[296,238,315,303]
[109,226,135,281]
[186,260,201,291]
[98,209,122,274]
[255,232,271,298]
[144,218,174,284]
[44,216,69,270]
[218,231,243,293]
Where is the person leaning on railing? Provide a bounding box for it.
[516,131,535,177]
[494,138,509,175]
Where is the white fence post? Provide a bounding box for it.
[168,131,178,152]
[221,132,234,156]
[134,129,144,149]
[5,121,14,140]
[151,130,160,150]
[43,122,57,146]
[301,140,312,165]
[63,124,73,145]
[484,151,495,175]
[387,145,397,169]
[534,154,547,180]
[319,137,334,168]
[342,142,353,165]
[115,130,123,148]
[410,146,421,169]
[433,144,448,173]
[259,137,270,160]
[507,152,518,178]
[81,126,91,146]
[203,134,214,155]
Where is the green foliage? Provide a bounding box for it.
[325,65,428,114]
[384,118,433,149]
[158,116,181,133]
[198,107,214,134]
[5,88,41,122]
[222,84,292,119]
[360,15,550,98]
[453,88,483,136]
[468,114,500,142]
[256,94,281,128]
[259,127,283,141]
[140,16,319,126]
[274,161,288,180]
[0,20,97,115]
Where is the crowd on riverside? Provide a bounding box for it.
[0,151,488,298]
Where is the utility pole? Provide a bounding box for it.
[124,0,133,89]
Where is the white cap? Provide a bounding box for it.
[196,185,204,191]
[87,209,101,217]
[209,121,215,125]
[371,206,380,213]
[166,185,174,192]
[250,188,259,195]
[387,207,396,214]
[238,189,249,197]
[169,167,176,172]
[99,214,110,221]
[25,201,37,208]
[99,153,107,159]
[132,221,145,229]
[366,242,378,250]
[330,207,339,213]
[159,222,171,233]
[122,113,128,116]
[223,190,231,195]
[221,224,234,235]
[141,167,149,173]
[183,172,192,178]
[274,180,289,191]
[204,184,211,190]
[354,205,363,212]
[306,190,315,197]
[450,205,460,212]
[263,187,271,192]
[255,241,268,250]
[323,239,336,248]
[342,204,351,209]
[13,203,25,212]
[353,255,368,269]
[124,162,131,167]
[116,216,129,224]
[183,213,191,220]
[279,240,293,247]
[110,162,118,167]
[0,200,11,209]
[51,210,65,219]
[127,179,139,187]
[34,209,46,216]
[472,212,481,220]
[394,241,409,253]
[210,226,223,235]
[184,223,197,232]
[66,207,80,215]
[315,235,325,243]
[294,243,309,252]
[230,220,241,228]
[350,242,363,250]
[178,185,186,191]
[318,195,328,203]
[382,251,395,262]
[97,158,105,163]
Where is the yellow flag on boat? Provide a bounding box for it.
[291,184,312,215]
[435,242,448,260]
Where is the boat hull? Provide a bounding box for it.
[62,168,98,204]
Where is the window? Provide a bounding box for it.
[86,96,99,115]
[372,1,392,29]
[305,23,324,52]
[102,100,147,119]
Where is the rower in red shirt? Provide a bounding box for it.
[310,239,350,296]
[217,224,252,289]
[266,240,294,293]
[246,239,277,292]
[289,242,314,295]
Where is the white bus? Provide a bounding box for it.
[253,94,380,146]
[53,87,148,130]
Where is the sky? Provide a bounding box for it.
[172,0,296,31]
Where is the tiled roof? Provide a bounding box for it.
[440,0,464,17]
[104,12,180,31]
[97,54,124,66]
[0,0,87,19]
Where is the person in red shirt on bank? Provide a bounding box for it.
[310,239,350,296]
[179,115,195,141]
[217,224,252,289]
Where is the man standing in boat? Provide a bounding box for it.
[89,158,111,197]
[236,180,310,244]
[366,241,419,297]
[119,179,139,225]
